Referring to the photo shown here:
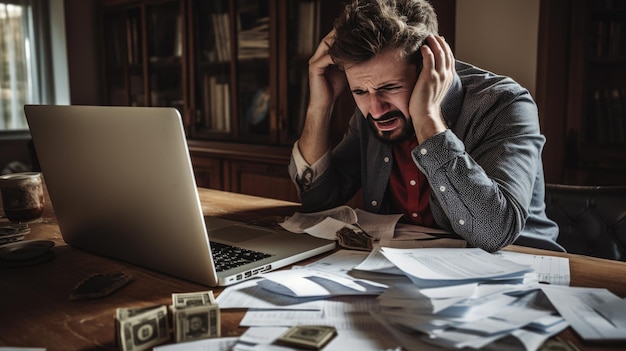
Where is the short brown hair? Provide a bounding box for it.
[329,0,438,69]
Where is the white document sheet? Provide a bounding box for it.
[303,248,370,273]
[378,282,477,314]
[380,247,532,288]
[240,296,381,329]
[279,205,357,234]
[304,217,355,239]
[593,297,626,328]
[541,285,626,341]
[495,251,570,285]
[279,205,402,240]
[353,208,402,239]
[215,279,324,310]
[153,337,239,351]
[255,267,387,297]
[355,240,463,275]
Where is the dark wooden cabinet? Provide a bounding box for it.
[98,0,455,202]
[538,0,626,186]
[100,0,186,112]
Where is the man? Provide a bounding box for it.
[288,0,562,252]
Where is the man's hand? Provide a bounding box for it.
[409,35,455,144]
[307,29,348,114]
[299,30,348,165]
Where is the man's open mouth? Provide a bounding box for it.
[375,117,401,131]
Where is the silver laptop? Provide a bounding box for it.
[24,104,335,286]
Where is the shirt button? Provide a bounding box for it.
[459,219,465,225]
[409,180,417,186]
[420,148,427,155]
[439,186,446,192]
[384,157,390,163]
[371,200,378,206]
[411,213,419,218]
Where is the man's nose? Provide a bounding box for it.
[369,94,388,119]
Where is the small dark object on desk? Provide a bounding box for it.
[276,325,337,350]
[336,227,374,251]
[69,271,134,300]
[0,239,54,267]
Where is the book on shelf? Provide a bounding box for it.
[609,88,625,144]
[237,17,269,60]
[174,14,182,57]
[107,18,124,67]
[211,12,231,63]
[126,15,140,65]
[296,0,320,56]
[593,18,625,57]
[203,74,231,132]
[591,88,626,145]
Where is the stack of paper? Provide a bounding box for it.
[371,247,569,350]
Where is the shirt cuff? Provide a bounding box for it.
[292,141,331,188]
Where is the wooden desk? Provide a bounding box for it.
[1,188,625,351]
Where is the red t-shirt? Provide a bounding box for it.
[389,139,435,227]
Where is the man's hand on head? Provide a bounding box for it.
[410,35,456,143]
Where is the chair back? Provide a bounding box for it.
[545,184,626,261]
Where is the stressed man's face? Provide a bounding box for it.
[344,48,419,144]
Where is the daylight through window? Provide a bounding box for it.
[1,2,35,130]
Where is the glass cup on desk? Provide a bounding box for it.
[0,172,45,224]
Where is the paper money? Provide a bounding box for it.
[276,325,337,350]
[171,290,221,342]
[115,305,170,351]
[172,291,216,308]
[173,304,221,342]
[336,226,374,251]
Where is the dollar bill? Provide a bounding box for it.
[116,305,170,351]
[171,290,216,309]
[171,290,221,342]
[173,304,221,342]
[276,325,337,350]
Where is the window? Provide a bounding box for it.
[0,0,53,131]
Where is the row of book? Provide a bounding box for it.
[592,19,626,57]
[204,1,321,62]
[591,0,626,11]
[201,74,231,132]
[205,12,231,63]
[237,17,269,60]
[108,12,183,66]
[590,87,626,145]
[294,0,321,56]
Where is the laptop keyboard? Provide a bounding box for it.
[210,241,273,272]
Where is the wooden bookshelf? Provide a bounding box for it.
[537,0,626,186]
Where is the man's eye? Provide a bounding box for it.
[381,86,401,91]
[353,90,367,95]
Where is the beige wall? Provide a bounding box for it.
[455,0,540,97]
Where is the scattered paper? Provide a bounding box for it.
[279,205,402,240]
[495,251,570,286]
[541,285,626,341]
[256,267,387,297]
[592,297,626,328]
[380,247,532,288]
[279,206,358,234]
[153,337,238,351]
